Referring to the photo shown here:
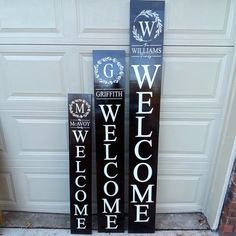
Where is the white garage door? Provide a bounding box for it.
[0,0,235,214]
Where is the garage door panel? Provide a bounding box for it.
[0,0,235,45]
[159,112,220,163]
[75,0,236,45]
[16,117,68,153]
[157,175,200,204]
[156,169,208,212]
[162,47,233,108]
[159,120,210,154]
[9,168,70,213]
[1,52,67,99]
[78,51,94,93]
[163,56,220,98]
[0,47,82,110]
[1,112,68,158]
[1,110,219,162]
[0,0,64,38]
[75,0,234,44]
[0,172,16,204]
[0,46,232,110]
[2,166,207,213]
[78,46,233,108]
[166,0,229,31]
[25,173,69,202]
[75,0,129,44]
[168,0,234,42]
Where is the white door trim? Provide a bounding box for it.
[205,48,236,229]
[214,138,236,229]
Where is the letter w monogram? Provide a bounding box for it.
[139,21,155,37]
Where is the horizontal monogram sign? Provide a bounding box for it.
[93,50,125,232]
[68,94,92,234]
[129,0,165,233]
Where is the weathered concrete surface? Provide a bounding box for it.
[1,212,71,229]
[0,228,218,236]
[1,211,210,230]
[155,213,210,230]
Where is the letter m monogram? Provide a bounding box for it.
[75,103,84,114]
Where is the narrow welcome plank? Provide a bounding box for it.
[93,50,125,232]
[129,0,165,233]
[68,94,92,234]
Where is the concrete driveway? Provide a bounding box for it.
[0,228,218,236]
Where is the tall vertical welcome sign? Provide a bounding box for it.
[68,94,92,234]
[129,0,165,233]
[68,1,164,233]
[93,50,125,232]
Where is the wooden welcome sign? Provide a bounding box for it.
[128,0,165,233]
[68,0,164,234]
[93,50,125,232]
[68,94,92,234]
